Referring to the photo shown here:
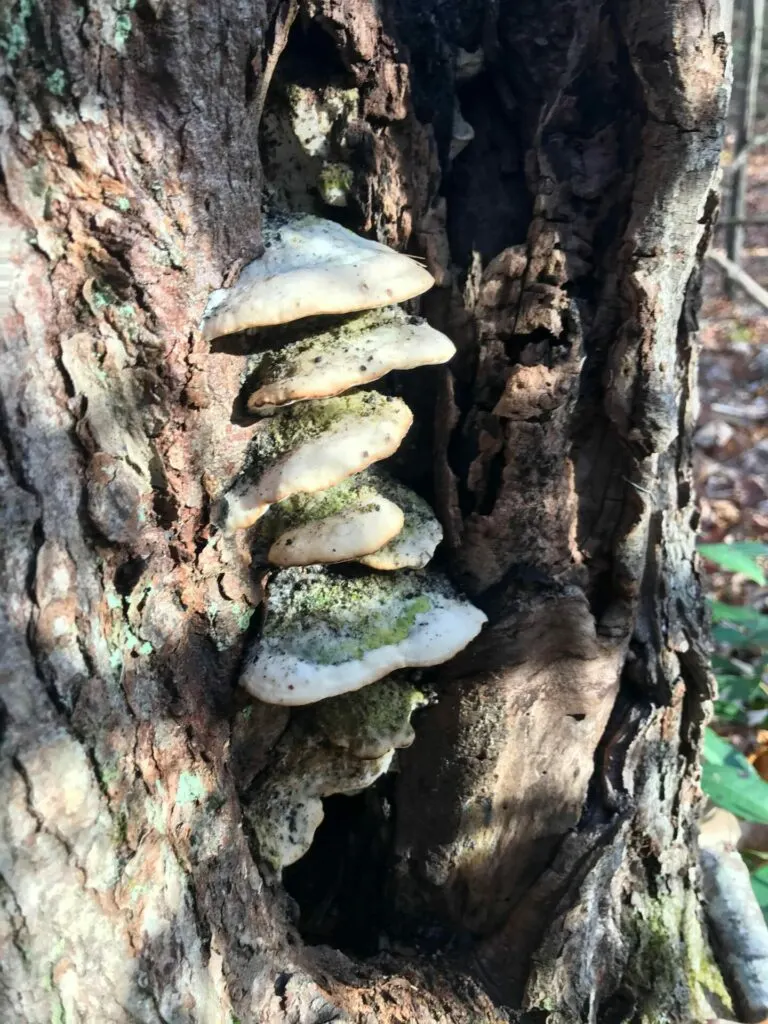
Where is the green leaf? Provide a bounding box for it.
[751,863,768,922]
[715,674,763,704]
[710,601,764,624]
[700,542,768,585]
[712,623,752,648]
[713,699,747,723]
[711,653,752,675]
[710,601,768,646]
[701,729,768,824]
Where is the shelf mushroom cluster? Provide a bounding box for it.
[202,216,487,867]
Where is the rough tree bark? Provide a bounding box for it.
[0,1,735,1022]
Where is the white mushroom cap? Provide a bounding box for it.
[240,566,488,706]
[248,732,394,870]
[358,473,443,570]
[254,468,442,569]
[223,392,413,531]
[201,216,434,340]
[268,498,404,566]
[246,306,455,410]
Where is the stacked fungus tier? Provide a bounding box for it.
[203,216,487,869]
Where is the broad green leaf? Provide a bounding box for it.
[710,600,766,625]
[710,601,768,646]
[715,674,763,703]
[712,623,752,648]
[711,653,753,676]
[701,729,768,824]
[700,542,768,585]
[750,863,768,922]
[713,699,747,723]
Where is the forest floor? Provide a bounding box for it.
[697,118,768,773]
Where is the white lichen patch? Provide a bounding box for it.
[247,733,394,870]
[223,392,413,531]
[245,305,455,410]
[315,675,427,759]
[200,216,434,340]
[239,566,487,705]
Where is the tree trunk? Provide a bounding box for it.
[0,1,734,1022]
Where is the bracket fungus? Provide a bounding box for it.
[251,468,442,569]
[357,474,444,570]
[268,499,404,566]
[315,675,427,759]
[203,216,488,866]
[248,732,395,871]
[255,472,406,566]
[223,392,413,531]
[239,566,487,706]
[201,216,434,341]
[245,305,455,410]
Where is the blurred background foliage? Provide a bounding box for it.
[696,0,768,923]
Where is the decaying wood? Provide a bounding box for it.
[700,809,768,1022]
[0,0,734,1022]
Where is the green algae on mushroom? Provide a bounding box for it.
[201,216,434,341]
[239,566,487,705]
[245,305,455,410]
[268,499,404,566]
[252,467,442,569]
[222,392,413,531]
[315,675,427,759]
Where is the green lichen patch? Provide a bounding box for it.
[283,83,359,160]
[260,566,436,667]
[624,890,733,1024]
[175,771,207,807]
[45,69,67,96]
[255,473,379,539]
[0,0,34,63]
[250,469,393,561]
[241,564,487,704]
[315,674,427,758]
[318,162,354,207]
[238,391,407,477]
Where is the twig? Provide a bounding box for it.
[724,0,765,293]
[725,132,768,177]
[707,249,768,312]
[700,840,768,1021]
[717,216,768,227]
